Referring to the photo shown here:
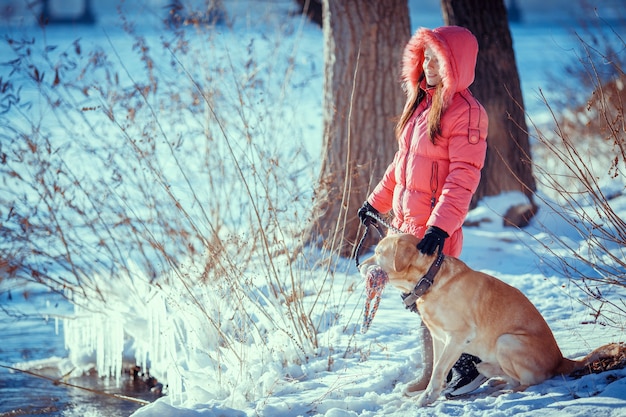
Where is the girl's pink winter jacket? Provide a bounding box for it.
[367,26,488,257]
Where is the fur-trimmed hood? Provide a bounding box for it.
[401,26,479,108]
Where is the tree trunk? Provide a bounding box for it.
[304,0,410,256]
[441,0,537,211]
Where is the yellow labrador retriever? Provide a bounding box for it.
[359,233,619,406]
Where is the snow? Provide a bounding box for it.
[1,0,625,416]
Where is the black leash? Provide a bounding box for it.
[354,211,398,269]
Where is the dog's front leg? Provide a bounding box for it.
[416,339,463,406]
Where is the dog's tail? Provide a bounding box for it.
[555,342,624,376]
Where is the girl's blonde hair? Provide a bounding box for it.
[395,74,444,144]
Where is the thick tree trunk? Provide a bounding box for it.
[304,0,410,256]
[441,0,537,211]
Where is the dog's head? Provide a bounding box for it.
[359,233,436,293]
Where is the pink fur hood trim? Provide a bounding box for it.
[402,26,479,108]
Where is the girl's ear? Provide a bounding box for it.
[392,237,416,272]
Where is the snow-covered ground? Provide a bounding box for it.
[1,1,625,416]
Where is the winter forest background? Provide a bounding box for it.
[0,0,625,416]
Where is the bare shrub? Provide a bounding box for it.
[528,16,626,325]
[0,2,355,401]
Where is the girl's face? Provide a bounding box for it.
[423,47,442,86]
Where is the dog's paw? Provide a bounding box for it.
[415,390,437,407]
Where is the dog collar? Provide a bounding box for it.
[402,251,445,312]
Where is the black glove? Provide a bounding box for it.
[357,201,379,227]
[417,226,449,256]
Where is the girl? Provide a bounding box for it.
[358,25,488,398]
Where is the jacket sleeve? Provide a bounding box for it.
[366,151,399,215]
[428,103,488,234]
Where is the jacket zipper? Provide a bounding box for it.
[430,161,438,211]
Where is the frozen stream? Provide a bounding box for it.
[0,290,155,417]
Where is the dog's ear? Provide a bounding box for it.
[392,237,416,272]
